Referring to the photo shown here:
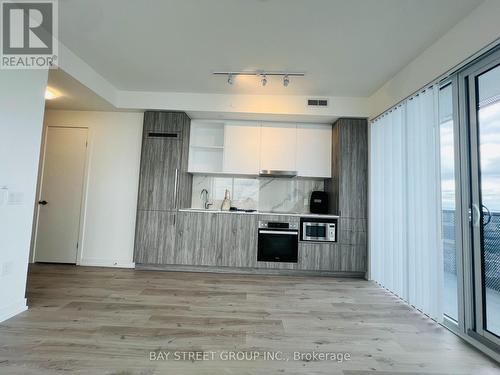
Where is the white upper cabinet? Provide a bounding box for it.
[223,121,261,175]
[296,124,332,178]
[260,123,297,172]
[188,120,332,178]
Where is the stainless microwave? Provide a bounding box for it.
[300,218,337,242]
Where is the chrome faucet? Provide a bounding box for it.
[200,189,212,209]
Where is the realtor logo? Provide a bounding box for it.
[1,0,58,69]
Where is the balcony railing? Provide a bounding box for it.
[443,210,500,292]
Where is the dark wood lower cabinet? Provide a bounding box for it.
[297,242,365,272]
[134,210,176,264]
[217,214,258,267]
[174,211,219,266]
[298,242,340,271]
[340,244,367,273]
[135,211,365,274]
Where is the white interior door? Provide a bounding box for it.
[35,126,88,263]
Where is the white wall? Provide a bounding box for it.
[40,110,143,268]
[370,0,500,118]
[0,69,48,322]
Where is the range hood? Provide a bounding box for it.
[259,170,297,178]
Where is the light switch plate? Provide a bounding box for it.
[7,191,24,205]
[0,186,7,206]
[1,261,14,277]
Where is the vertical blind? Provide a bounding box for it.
[370,86,443,321]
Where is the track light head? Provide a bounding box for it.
[283,75,290,87]
[214,71,304,87]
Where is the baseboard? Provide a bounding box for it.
[79,258,135,269]
[0,299,27,323]
[136,264,365,278]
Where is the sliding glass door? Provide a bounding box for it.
[458,48,500,349]
[476,66,500,339]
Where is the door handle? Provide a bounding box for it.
[472,204,480,227]
[482,204,491,226]
[259,230,298,235]
[174,168,179,208]
[38,200,48,205]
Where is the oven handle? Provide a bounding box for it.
[259,230,298,235]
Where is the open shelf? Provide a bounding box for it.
[188,121,225,173]
[189,121,224,148]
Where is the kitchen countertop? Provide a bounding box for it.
[178,208,340,219]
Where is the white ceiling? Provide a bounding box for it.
[58,0,483,97]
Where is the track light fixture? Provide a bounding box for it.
[283,75,290,87]
[261,74,267,87]
[213,71,304,87]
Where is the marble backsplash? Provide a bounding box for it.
[191,175,324,213]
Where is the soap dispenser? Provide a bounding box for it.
[221,189,231,211]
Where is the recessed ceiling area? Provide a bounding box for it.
[45,68,115,111]
[58,0,483,96]
[45,69,339,122]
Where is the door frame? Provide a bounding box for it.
[458,48,500,349]
[439,76,467,334]
[32,125,90,265]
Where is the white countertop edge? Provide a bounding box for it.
[178,208,340,219]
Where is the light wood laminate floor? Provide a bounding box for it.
[0,264,498,374]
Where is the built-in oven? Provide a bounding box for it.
[257,220,299,263]
[300,217,337,242]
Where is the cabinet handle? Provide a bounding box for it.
[174,168,178,208]
[259,230,298,235]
